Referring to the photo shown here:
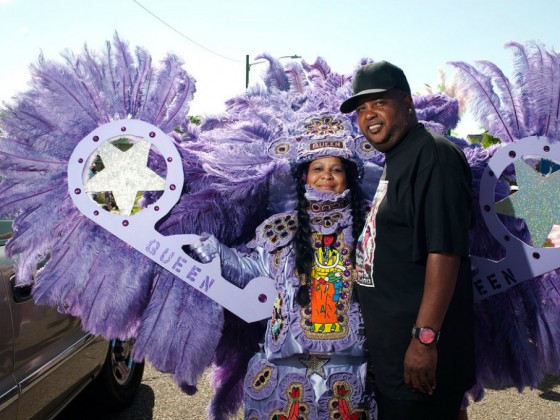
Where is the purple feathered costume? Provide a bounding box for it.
[1,34,559,418]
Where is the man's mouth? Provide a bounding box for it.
[367,123,382,134]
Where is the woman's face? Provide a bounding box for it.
[306,156,347,194]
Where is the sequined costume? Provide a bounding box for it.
[212,187,376,419]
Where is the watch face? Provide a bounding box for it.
[419,328,436,344]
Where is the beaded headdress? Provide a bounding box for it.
[267,113,377,179]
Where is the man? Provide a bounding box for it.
[340,61,475,419]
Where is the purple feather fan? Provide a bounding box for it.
[451,41,560,405]
[0,33,224,390]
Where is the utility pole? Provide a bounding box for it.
[245,55,250,90]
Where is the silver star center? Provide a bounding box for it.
[85,140,165,216]
[299,355,330,379]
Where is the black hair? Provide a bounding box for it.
[292,158,366,306]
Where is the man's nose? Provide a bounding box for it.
[364,107,376,118]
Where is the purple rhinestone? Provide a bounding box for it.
[343,282,349,288]
[167,157,173,162]
[345,259,351,266]
[344,270,350,276]
[74,188,81,194]
[78,158,83,163]
[121,126,126,132]
[305,308,312,315]
[122,220,129,226]
[544,145,550,152]
[170,184,176,191]
[93,135,99,142]
[93,210,99,216]
[508,150,516,158]
[149,131,156,138]
[154,206,160,211]
[341,293,347,299]
[338,315,344,322]
[337,304,344,310]
[266,230,274,237]
[315,241,322,248]
[258,294,267,303]
[305,320,312,326]
[335,241,340,247]
[342,249,348,255]
[533,252,541,259]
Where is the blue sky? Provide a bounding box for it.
[1,0,559,136]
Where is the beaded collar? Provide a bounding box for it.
[305,186,351,214]
[305,186,352,235]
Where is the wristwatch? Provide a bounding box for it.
[412,325,440,345]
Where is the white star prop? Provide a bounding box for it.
[495,159,560,247]
[85,140,165,216]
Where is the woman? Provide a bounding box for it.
[191,114,377,419]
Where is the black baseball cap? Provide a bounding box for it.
[340,61,411,113]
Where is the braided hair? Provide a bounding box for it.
[293,158,366,306]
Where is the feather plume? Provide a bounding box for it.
[254,53,290,91]
[284,61,309,94]
[413,92,459,134]
[451,41,560,142]
[448,61,516,142]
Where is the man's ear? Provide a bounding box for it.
[403,94,414,109]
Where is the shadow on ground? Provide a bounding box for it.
[538,374,560,402]
[56,383,155,420]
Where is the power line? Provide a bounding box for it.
[132,0,242,63]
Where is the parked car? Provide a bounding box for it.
[0,219,144,419]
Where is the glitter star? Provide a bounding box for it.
[85,140,165,216]
[299,355,330,379]
[495,159,560,247]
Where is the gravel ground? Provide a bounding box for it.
[70,363,558,420]
[57,365,560,420]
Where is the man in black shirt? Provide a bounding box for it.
[340,61,475,420]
